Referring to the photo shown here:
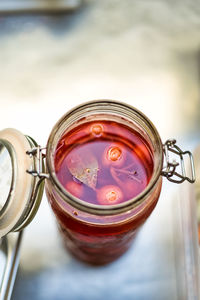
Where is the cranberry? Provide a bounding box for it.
[65,181,84,198]
[97,185,123,205]
[102,143,126,167]
[90,123,104,137]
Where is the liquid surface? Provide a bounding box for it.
[54,120,154,205]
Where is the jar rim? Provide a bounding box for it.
[46,99,163,216]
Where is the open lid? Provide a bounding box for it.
[0,128,45,238]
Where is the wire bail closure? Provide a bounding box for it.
[26,145,49,179]
[161,139,195,184]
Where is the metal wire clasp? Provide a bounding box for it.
[26,146,49,179]
[161,139,195,184]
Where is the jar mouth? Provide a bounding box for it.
[46,100,163,215]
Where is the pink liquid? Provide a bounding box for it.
[55,120,153,205]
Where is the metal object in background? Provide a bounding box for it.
[0,0,82,14]
[0,232,23,300]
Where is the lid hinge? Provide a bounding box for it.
[26,146,49,179]
[161,139,195,184]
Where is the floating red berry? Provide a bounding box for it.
[65,181,84,198]
[97,185,123,205]
[102,143,126,167]
[90,123,104,137]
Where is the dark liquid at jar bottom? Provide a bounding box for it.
[47,119,161,265]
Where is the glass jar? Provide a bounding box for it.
[44,100,193,264]
[0,100,195,266]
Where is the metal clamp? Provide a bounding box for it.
[161,139,195,184]
[26,145,49,179]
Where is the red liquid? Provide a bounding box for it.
[47,120,161,264]
[55,121,153,204]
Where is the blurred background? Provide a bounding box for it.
[0,0,200,299]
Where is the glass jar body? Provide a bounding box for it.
[45,100,163,264]
[45,177,162,264]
